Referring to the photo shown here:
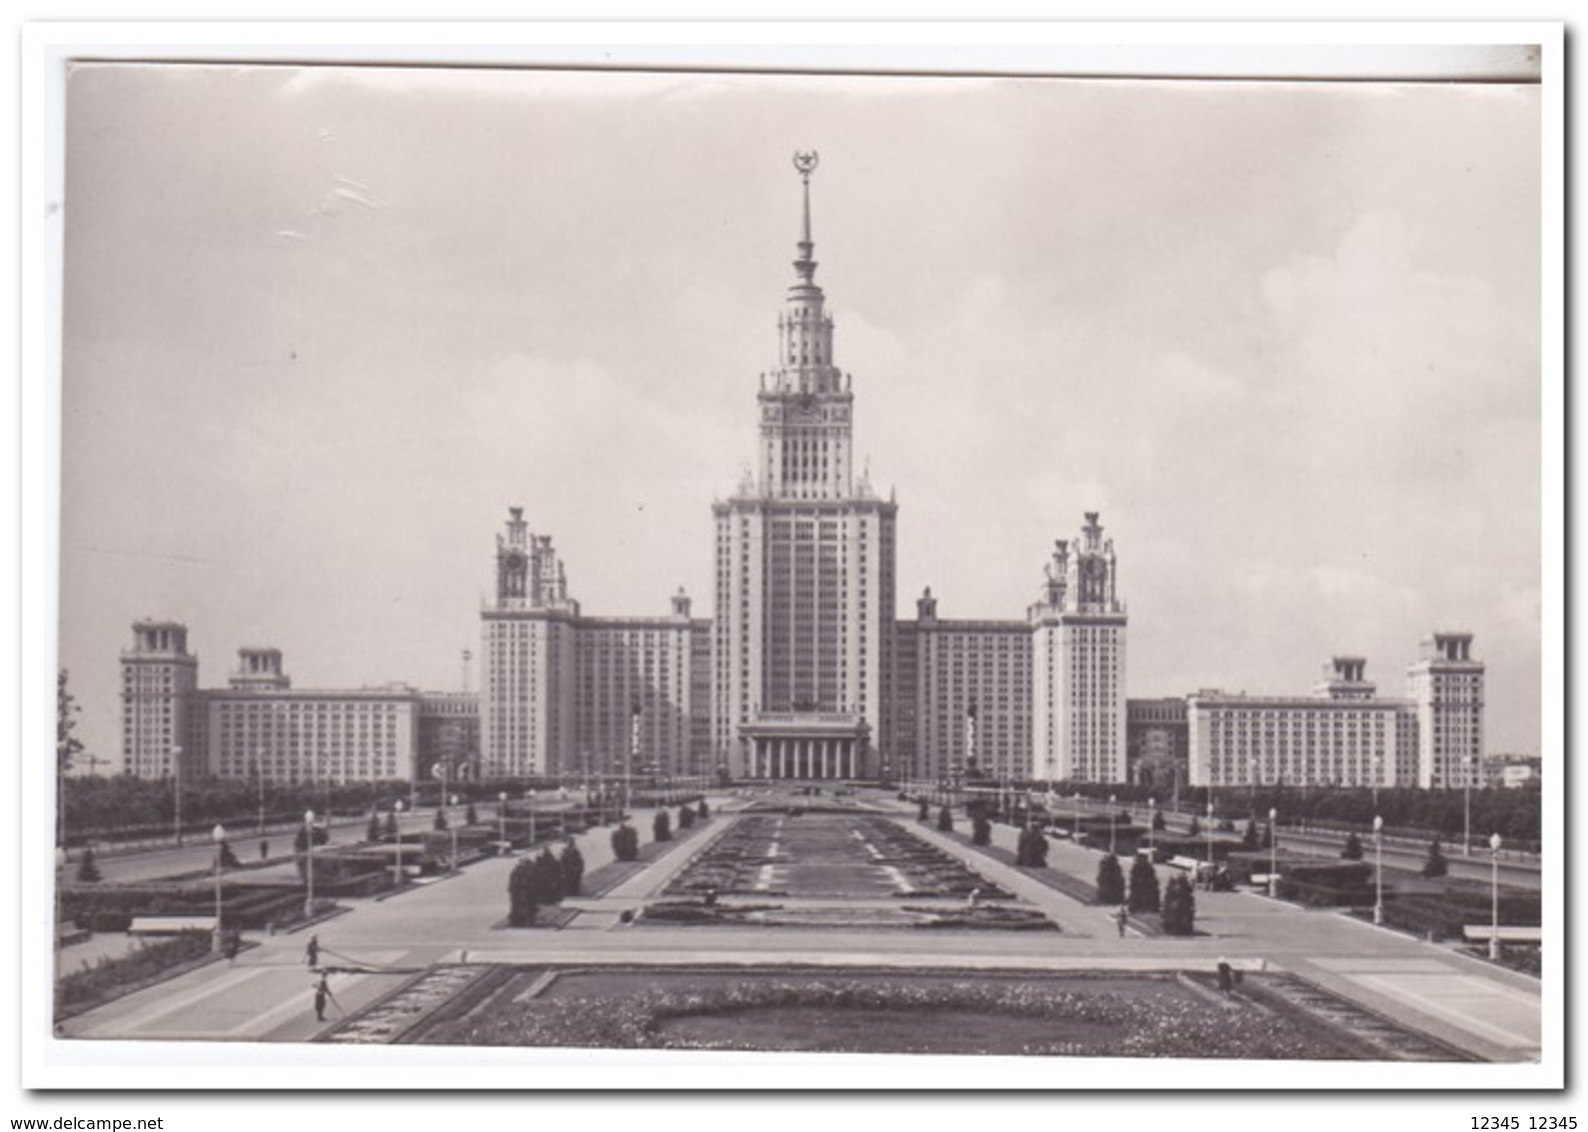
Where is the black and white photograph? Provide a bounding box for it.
[22,25,1562,1106]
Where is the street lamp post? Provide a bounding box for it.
[498,791,508,855]
[1373,814,1384,925]
[1489,832,1503,961]
[449,794,460,875]
[1268,807,1278,898]
[172,745,183,847]
[302,810,316,918]
[528,789,536,850]
[393,800,405,887]
[1204,800,1214,884]
[1464,755,1474,857]
[1108,793,1117,856]
[211,824,226,952]
[1148,797,1156,856]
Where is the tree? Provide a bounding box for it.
[1096,854,1125,905]
[1188,815,1201,839]
[560,840,585,896]
[653,809,673,843]
[467,801,479,826]
[937,805,953,833]
[508,858,538,926]
[1152,810,1167,833]
[1128,855,1161,913]
[1261,820,1274,850]
[611,823,639,862]
[1341,832,1364,861]
[217,839,241,870]
[1161,874,1197,935]
[1241,818,1260,851]
[918,799,930,822]
[679,805,696,829]
[433,808,449,832]
[1017,824,1049,868]
[1421,837,1449,878]
[367,813,382,843]
[697,799,710,819]
[971,813,991,846]
[57,670,84,776]
[383,810,398,840]
[75,846,101,883]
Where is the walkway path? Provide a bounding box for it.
[59,792,1541,1064]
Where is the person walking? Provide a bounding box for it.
[313,973,330,1022]
[1115,906,1129,938]
[305,934,319,968]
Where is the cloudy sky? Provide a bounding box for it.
[57,61,1542,770]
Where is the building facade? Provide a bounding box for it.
[122,160,1490,794]
[119,629,433,784]
[1185,641,1485,789]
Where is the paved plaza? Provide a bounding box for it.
[57,790,1541,1062]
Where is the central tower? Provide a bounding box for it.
[712,153,897,779]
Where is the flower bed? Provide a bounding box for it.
[428,971,1364,1058]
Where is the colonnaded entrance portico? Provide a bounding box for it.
[743,714,868,780]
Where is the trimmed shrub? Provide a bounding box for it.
[217,840,241,870]
[937,805,953,833]
[1128,855,1161,914]
[679,805,696,830]
[1161,874,1196,935]
[653,809,673,843]
[383,811,398,840]
[1421,838,1449,878]
[1152,810,1167,832]
[366,813,382,843]
[918,800,930,822]
[1341,832,1364,861]
[1096,854,1125,906]
[1188,816,1201,839]
[611,823,640,862]
[971,814,991,846]
[560,841,585,896]
[508,858,537,926]
[467,802,479,826]
[1016,825,1049,868]
[433,809,449,832]
[697,800,709,819]
[1241,819,1259,851]
[75,847,101,883]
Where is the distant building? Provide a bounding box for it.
[1127,698,1188,791]
[1185,641,1485,789]
[1407,631,1486,790]
[1485,752,1540,789]
[120,620,202,781]
[119,625,465,785]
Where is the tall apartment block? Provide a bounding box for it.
[1408,631,1486,789]
[1028,514,1128,783]
[119,620,202,780]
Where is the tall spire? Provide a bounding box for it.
[792,150,819,286]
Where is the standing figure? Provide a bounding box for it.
[305,934,319,968]
[259,839,269,861]
[313,973,330,1022]
[1115,906,1129,938]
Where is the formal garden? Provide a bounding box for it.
[422,967,1441,1059]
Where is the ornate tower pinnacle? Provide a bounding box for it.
[793,150,819,285]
